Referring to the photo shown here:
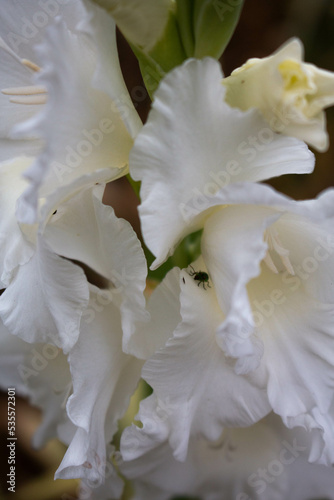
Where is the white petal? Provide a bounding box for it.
[287,407,334,466]
[311,64,334,112]
[131,267,182,360]
[140,259,270,461]
[201,191,334,463]
[44,184,149,354]
[270,195,334,304]
[197,184,334,463]
[15,16,134,223]
[272,410,334,495]
[26,343,72,448]
[130,58,314,267]
[0,318,73,448]
[56,285,142,484]
[119,393,171,463]
[288,454,334,500]
[0,237,89,352]
[272,37,304,60]
[252,266,334,421]
[0,157,34,286]
[0,0,85,62]
[202,203,281,372]
[92,0,172,51]
[41,166,125,223]
[248,248,334,463]
[0,320,31,395]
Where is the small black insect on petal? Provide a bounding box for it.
[187,265,211,290]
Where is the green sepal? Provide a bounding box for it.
[193,0,244,59]
[175,0,195,58]
[126,173,141,200]
[146,230,203,282]
[133,11,187,99]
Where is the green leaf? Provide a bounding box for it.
[193,0,244,59]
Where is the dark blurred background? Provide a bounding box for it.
[1,1,334,499]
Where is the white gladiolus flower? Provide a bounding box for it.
[123,232,334,466]
[129,57,334,464]
[0,284,143,492]
[0,317,73,448]
[0,157,148,353]
[199,191,334,465]
[1,2,334,498]
[0,1,147,353]
[0,2,149,488]
[222,38,334,151]
[0,156,90,352]
[130,57,315,269]
[0,163,148,490]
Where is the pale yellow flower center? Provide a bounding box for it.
[264,227,294,275]
[278,59,310,93]
[208,429,237,462]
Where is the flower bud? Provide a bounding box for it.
[223,38,334,151]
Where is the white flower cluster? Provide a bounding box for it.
[1,1,334,499]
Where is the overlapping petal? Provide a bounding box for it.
[121,412,334,500]
[200,189,334,463]
[129,267,182,360]
[14,9,135,223]
[43,180,149,354]
[55,285,143,487]
[0,0,140,225]
[0,236,89,352]
[138,262,270,461]
[130,57,314,267]
[0,157,34,287]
